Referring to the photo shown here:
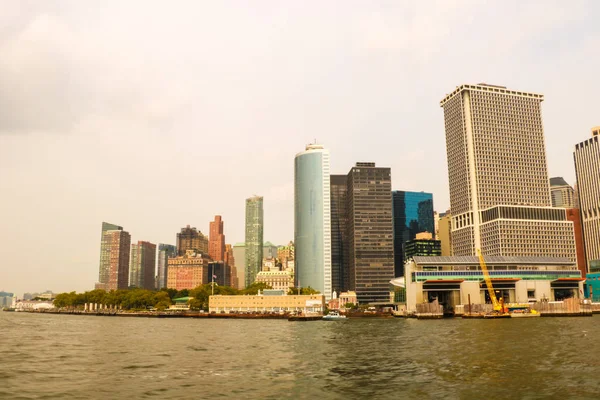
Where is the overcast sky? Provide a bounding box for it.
[1,1,598,296]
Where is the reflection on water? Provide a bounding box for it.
[1,313,600,399]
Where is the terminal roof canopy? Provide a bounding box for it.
[412,256,574,266]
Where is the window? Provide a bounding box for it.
[527,289,535,299]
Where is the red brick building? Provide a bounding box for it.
[567,208,587,277]
[209,215,226,262]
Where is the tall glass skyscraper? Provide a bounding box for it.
[157,244,176,289]
[294,144,332,300]
[392,191,434,277]
[245,196,264,287]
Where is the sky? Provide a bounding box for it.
[1,1,599,296]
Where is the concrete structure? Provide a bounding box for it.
[550,177,576,208]
[330,174,348,294]
[245,196,264,287]
[339,291,358,306]
[346,162,395,304]
[574,128,600,271]
[157,244,176,290]
[176,225,208,256]
[392,191,435,276]
[404,256,583,313]
[166,250,211,290]
[255,270,294,292]
[438,213,453,256]
[129,241,156,290]
[440,83,576,261]
[294,144,332,300]
[209,294,325,313]
[209,215,226,262]
[233,243,246,289]
[95,222,131,291]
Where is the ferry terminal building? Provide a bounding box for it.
[402,256,584,313]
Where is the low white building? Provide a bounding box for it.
[402,256,584,313]
[15,300,54,311]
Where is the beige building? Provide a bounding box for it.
[255,270,294,292]
[277,241,295,263]
[574,127,600,267]
[438,213,453,256]
[261,257,278,272]
[550,177,576,208]
[209,294,325,313]
[167,250,211,290]
[440,83,576,261]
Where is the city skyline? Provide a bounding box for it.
[1,2,599,295]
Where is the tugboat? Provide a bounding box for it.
[322,310,347,321]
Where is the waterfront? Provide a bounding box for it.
[2,312,600,399]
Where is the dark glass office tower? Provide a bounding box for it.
[346,163,395,304]
[330,175,348,294]
[392,191,434,277]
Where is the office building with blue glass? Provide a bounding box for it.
[392,191,434,277]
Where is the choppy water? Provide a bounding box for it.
[1,312,600,399]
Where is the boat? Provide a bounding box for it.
[510,309,541,318]
[322,311,347,321]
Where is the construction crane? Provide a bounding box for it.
[477,249,505,313]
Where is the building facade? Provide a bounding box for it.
[566,209,587,278]
[209,215,226,262]
[233,243,246,289]
[176,225,209,256]
[224,244,237,289]
[550,177,576,208]
[245,196,264,287]
[440,83,576,261]
[263,242,279,260]
[157,244,176,290]
[255,270,294,292]
[392,191,435,277]
[277,241,295,264]
[209,294,325,313]
[294,144,332,300]
[129,241,157,290]
[330,174,348,294]
[96,222,131,291]
[166,250,211,290]
[404,236,442,261]
[346,163,395,304]
[574,128,600,270]
[404,256,583,313]
[438,213,453,256]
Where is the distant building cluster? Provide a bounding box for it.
[84,83,599,311]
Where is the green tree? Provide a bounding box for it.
[287,286,320,295]
[242,282,272,295]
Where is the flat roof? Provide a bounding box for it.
[412,256,574,266]
[440,83,544,107]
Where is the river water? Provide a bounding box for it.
[1,312,600,399]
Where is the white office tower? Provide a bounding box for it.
[294,143,332,300]
[440,83,576,261]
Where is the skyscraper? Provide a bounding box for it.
[129,241,157,290]
[550,177,576,208]
[176,225,209,256]
[157,244,176,289]
[224,244,237,288]
[440,83,576,260]
[209,215,225,262]
[245,196,264,287]
[346,163,395,304]
[392,191,434,277]
[233,243,246,289]
[95,222,131,291]
[294,144,332,300]
[330,174,348,294]
[574,127,600,269]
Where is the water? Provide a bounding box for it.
[2,312,600,399]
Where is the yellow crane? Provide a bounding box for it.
[477,249,505,313]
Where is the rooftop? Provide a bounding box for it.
[412,256,574,266]
[440,83,544,107]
